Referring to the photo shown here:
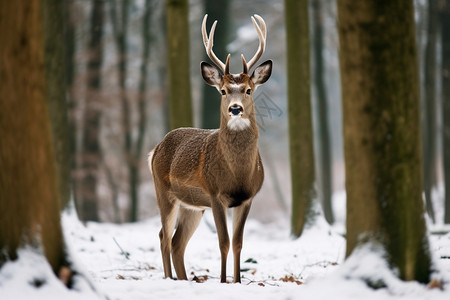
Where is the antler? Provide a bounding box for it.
[242,14,267,73]
[202,14,229,74]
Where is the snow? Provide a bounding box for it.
[1,199,450,299]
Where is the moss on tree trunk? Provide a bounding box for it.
[166,0,193,129]
[285,0,317,237]
[337,0,431,282]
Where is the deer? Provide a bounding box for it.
[148,14,272,283]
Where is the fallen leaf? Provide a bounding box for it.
[427,278,443,290]
[193,275,208,283]
[279,275,303,285]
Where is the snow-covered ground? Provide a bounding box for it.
[1,202,450,299]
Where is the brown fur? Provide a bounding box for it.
[150,39,272,283]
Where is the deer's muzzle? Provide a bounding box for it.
[229,104,243,116]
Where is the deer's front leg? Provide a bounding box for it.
[211,199,230,283]
[232,201,251,283]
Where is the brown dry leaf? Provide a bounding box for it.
[193,275,208,283]
[58,266,73,287]
[143,264,156,271]
[117,274,125,280]
[427,278,443,290]
[279,275,303,285]
[251,269,257,275]
[258,283,265,287]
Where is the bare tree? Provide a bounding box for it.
[338,0,431,282]
[77,0,105,222]
[166,0,193,130]
[0,0,65,278]
[442,0,450,224]
[422,0,438,223]
[43,0,71,209]
[312,0,334,224]
[285,0,318,237]
[109,0,152,222]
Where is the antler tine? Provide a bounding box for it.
[245,14,267,71]
[201,14,226,73]
[241,54,248,74]
[253,14,267,39]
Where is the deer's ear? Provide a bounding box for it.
[251,60,272,86]
[201,62,222,87]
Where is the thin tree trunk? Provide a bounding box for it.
[103,158,121,223]
[338,0,431,282]
[312,0,334,224]
[43,0,71,209]
[127,0,152,223]
[166,0,193,130]
[79,0,105,221]
[110,0,134,221]
[201,0,229,129]
[442,0,450,224]
[423,0,438,223]
[0,0,64,273]
[285,0,317,237]
[65,0,78,207]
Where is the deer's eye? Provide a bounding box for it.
[246,89,251,95]
[221,89,226,95]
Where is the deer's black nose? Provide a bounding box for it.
[229,105,243,116]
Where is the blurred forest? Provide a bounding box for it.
[66,0,450,226]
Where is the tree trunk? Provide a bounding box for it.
[337,0,431,282]
[126,0,152,223]
[65,0,78,208]
[442,0,450,224]
[166,0,193,129]
[312,0,334,224]
[0,0,64,274]
[285,0,317,237]
[78,0,105,221]
[43,0,71,209]
[201,0,229,129]
[422,0,438,223]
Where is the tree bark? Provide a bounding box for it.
[126,0,152,222]
[166,0,193,130]
[65,0,78,208]
[285,0,317,237]
[442,0,450,224]
[43,0,71,209]
[422,0,438,223]
[312,0,334,224]
[201,0,229,129]
[0,0,64,273]
[337,0,431,282]
[78,0,105,221]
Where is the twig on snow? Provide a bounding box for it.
[113,237,130,260]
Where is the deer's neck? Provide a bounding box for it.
[218,115,259,171]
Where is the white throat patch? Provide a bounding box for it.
[227,116,250,131]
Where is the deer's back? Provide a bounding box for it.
[151,127,216,186]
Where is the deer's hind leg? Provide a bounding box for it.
[171,207,204,280]
[156,187,179,279]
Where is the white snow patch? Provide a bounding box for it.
[0,249,101,300]
[2,203,450,299]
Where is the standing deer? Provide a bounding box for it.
[148,14,272,283]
